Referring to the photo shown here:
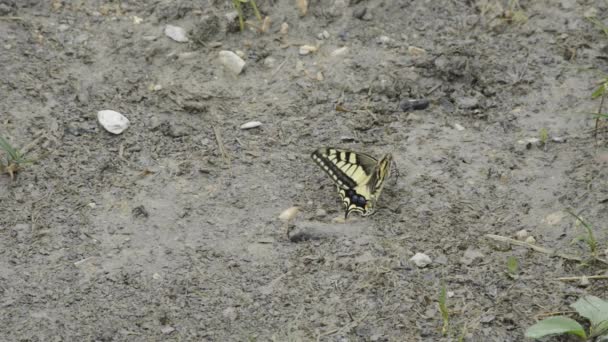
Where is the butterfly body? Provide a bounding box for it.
[311,148,392,219]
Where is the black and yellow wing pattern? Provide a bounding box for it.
[311,148,392,219]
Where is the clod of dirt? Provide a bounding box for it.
[460,248,484,266]
[164,24,189,43]
[97,110,130,134]
[191,14,221,43]
[222,307,238,321]
[219,50,245,75]
[410,253,432,268]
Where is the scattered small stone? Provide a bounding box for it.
[551,136,567,143]
[219,50,246,74]
[515,229,529,240]
[524,236,536,244]
[321,30,330,39]
[152,272,162,280]
[456,96,479,109]
[399,99,429,111]
[132,16,143,24]
[330,46,348,57]
[410,253,432,268]
[260,16,272,33]
[316,71,324,81]
[353,7,367,20]
[299,45,318,55]
[223,307,238,321]
[164,24,189,42]
[542,211,565,225]
[447,291,455,298]
[296,0,308,16]
[315,208,327,218]
[97,110,129,134]
[377,35,391,44]
[240,121,262,130]
[279,206,299,222]
[362,11,373,21]
[160,326,175,334]
[408,46,427,56]
[580,275,590,287]
[460,248,484,266]
[263,56,276,68]
[87,202,97,209]
[280,22,289,35]
[453,123,465,131]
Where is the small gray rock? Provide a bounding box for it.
[455,96,479,109]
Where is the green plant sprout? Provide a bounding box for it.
[439,283,449,336]
[506,256,519,279]
[567,210,599,260]
[526,296,608,340]
[0,135,30,180]
[232,0,262,32]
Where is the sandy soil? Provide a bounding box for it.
[1,0,607,341]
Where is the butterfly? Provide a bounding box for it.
[311,148,393,219]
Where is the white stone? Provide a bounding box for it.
[524,236,536,244]
[299,45,318,55]
[410,252,432,268]
[279,206,299,222]
[330,46,348,57]
[97,110,129,134]
[240,121,262,130]
[219,50,246,74]
[454,123,465,131]
[164,25,189,42]
[515,229,528,240]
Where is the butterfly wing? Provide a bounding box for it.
[311,148,391,218]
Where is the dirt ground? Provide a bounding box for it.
[1,0,608,341]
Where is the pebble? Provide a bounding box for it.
[399,99,429,111]
[315,208,327,218]
[279,206,299,222]
[223,307,238,321]
[524,236,536,244]
[296,0,308,16]
[353,7,367,19]
[377,35,391,44]
[408,46,426,56]
[410,253,432,268]
[160,326,175,334]
[330,46,348,57]
[515,229,529,240]
[453,123,465,131]
[299,45,318,55]
[456,96,479,109]
[164,24,189,42]
[460,248,484,266]
[280,22,289,35]
[240,121,262,130]
[97,110,129,134]
[219,50,246,74]
[263,56,276,68]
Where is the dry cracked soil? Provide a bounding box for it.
[1,0,608,341]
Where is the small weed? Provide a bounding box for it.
[231,0,262,32]
[526,296,608,340]
[567,210,599,260]
[438,283,449,336]
[506,256,519,279]
[0,135,30,180]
